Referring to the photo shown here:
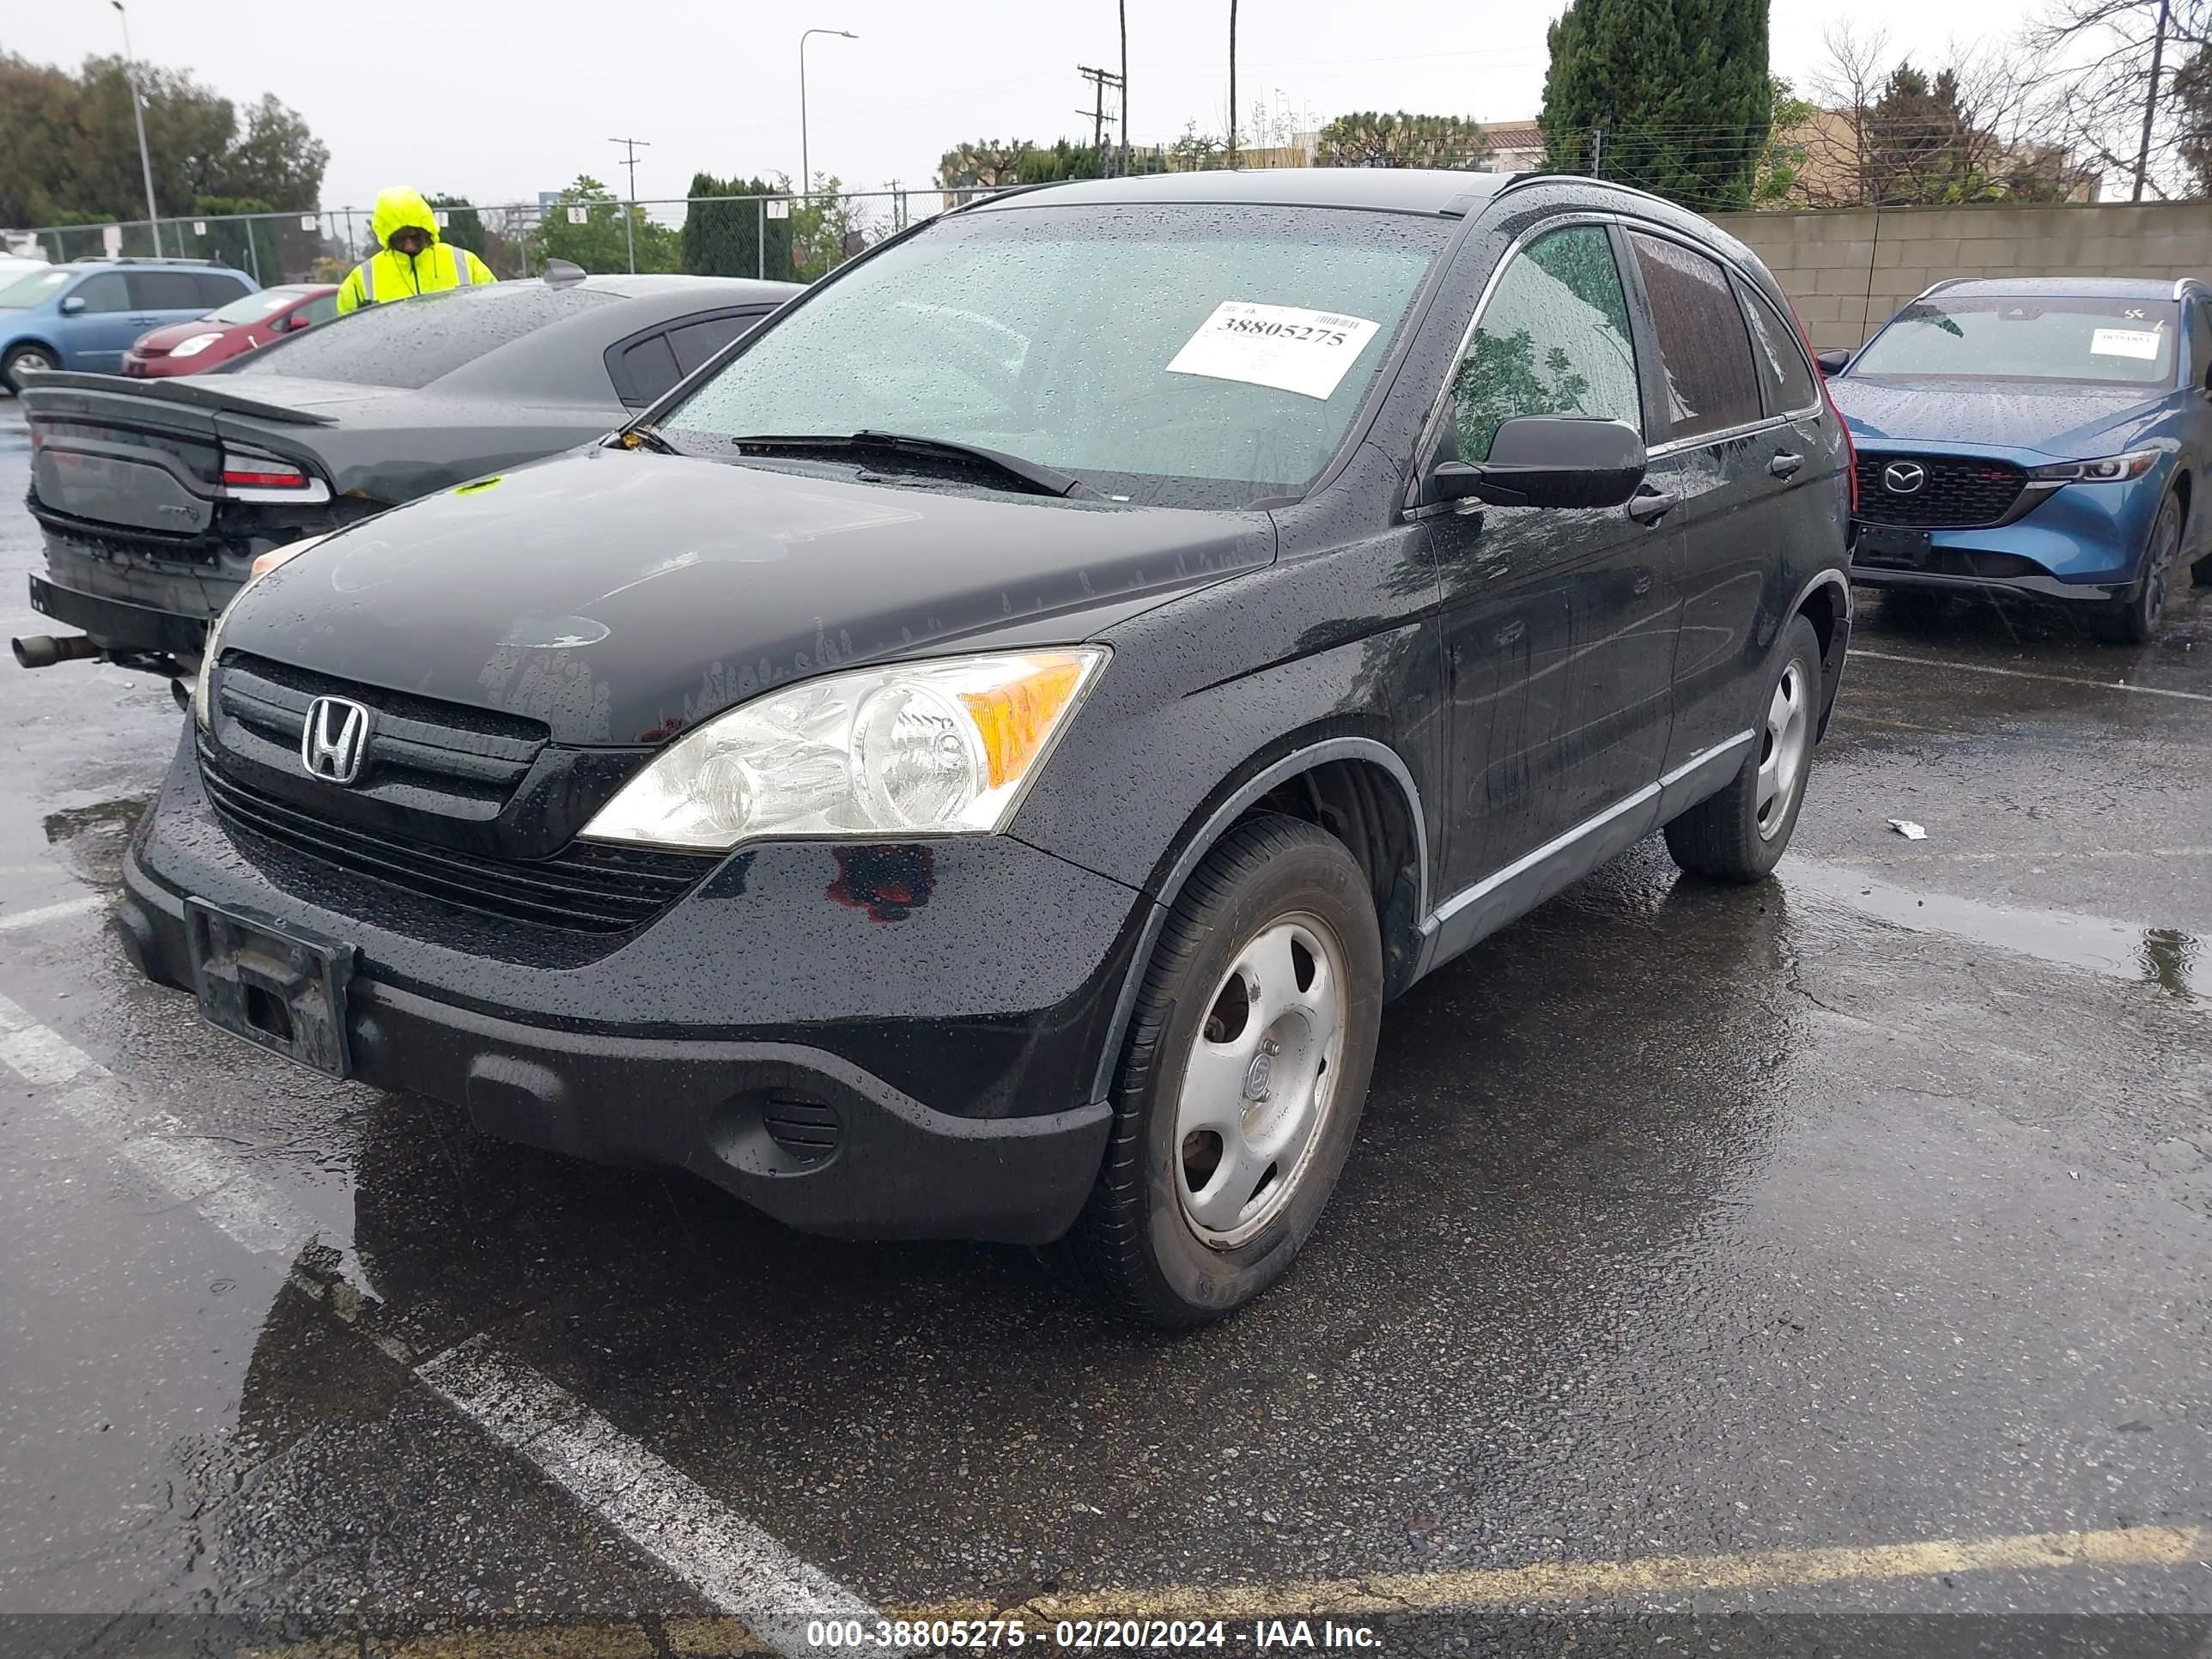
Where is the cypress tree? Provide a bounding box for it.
[1538,0,1771,212]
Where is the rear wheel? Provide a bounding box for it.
[2096,492,2182,644]
[1054,813,1382,1327]
[1,343,58,395]
[1664,615,1822,884]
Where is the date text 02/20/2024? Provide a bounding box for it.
[803,1619,1382,1650]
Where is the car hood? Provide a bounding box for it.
[221,447,1273,745]
[1830,375,2172,459]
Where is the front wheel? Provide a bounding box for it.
[2095,492,2182,644]
[1664,614,1823,884]
[2,343,59,395]
[1054,813,1382,1327]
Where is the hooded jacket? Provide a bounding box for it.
[335,186,496,314]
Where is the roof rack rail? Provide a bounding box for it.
[1494,171,1680,214]
[1914,277,1967,300]
[2176,276,2201,300]
[66,254,220,266]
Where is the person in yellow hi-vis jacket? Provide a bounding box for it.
[334,186,495,314]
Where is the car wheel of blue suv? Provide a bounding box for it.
[2,343,58,394]
[2098,491,2182,645]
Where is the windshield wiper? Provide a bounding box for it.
[727,431,1098,499]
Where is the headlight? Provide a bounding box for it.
[582,648,1108,851]
[2027,449,2159,483]
[169,332,223,358]
[192,534,331,727]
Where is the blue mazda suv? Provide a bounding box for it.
[1825,276,2212,641]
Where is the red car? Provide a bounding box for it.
[123,283,339,376]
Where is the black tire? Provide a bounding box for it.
[1664,615,1823,884]
[2095,491,2182,644]
[1,343,58,396]
[1054,812,1382,1327]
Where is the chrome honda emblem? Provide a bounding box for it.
[301,696,372,784]
[1881,461,1928,495]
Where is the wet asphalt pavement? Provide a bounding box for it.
[0,396,2207,1657]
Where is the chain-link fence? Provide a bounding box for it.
[7,189,1001,288]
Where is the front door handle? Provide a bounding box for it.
[1626,488,1678,526]
[1769,452,1804,478]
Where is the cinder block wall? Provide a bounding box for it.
[1710,202,2212,349]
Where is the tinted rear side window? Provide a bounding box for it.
[129,270,205,311]
[1629,233,1763,441]
[670,313,757,375]
[230,285,617,389]
[613,331,681,404]
[1738,281,1820,414]
[195,272,252,308]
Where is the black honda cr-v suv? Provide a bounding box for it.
[117,169,1852,1324]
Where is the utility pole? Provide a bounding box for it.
[1078,65,1124,173]
[799,28,859,205]
[1228,0,1239,169]
[2132,0,2171,203]
[111,2,162,255]
[1119,0,1129,174]
[608,136,650,273]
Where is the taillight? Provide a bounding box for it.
[1781,291,1857,517]
[220,449,308,489]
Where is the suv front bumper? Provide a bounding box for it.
[118,729,1151,1245]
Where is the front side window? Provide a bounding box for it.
[1849,295,2179,386]
[70,274,131,315]
[1448,224,1641,464]
[663,203,1453,508]
[1630,233,1765,441]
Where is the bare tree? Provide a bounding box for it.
[1795,23,2092,206]
[2027,0,2210,198]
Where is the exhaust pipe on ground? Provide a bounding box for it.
[11,635,102,670]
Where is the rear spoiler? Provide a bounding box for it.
[21,370,338,427]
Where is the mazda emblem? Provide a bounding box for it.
[1881,461,1928,495]
[301,696,372,785]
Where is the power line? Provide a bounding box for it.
[1078,64,1127,170]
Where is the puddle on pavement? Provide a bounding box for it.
[1784,859,2207,999]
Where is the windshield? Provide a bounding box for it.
[662,203,1453,507]
[1850,295,2179,386]
[0,268,73,309]
[209,289,312,325]
[228,283,616,389]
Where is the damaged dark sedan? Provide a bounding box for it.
[15,271,798,687]
[117,170,1852,1323]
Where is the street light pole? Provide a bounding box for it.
[112,1,162,255]
[799,28,857,204]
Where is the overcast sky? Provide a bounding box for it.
[14,0,2038,216]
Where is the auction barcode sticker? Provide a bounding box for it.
[1167,301,1382,400]
[2090,327,2162,360]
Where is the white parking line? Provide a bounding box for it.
[0,893,102,933]
[421,1337,889,1655]
[0,988,888,1656]
[1849,647,2212,704]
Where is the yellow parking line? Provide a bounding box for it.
[250,1523,2206,1656]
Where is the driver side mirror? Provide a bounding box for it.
[58,295,86,316]
[1426,416,1647,510]
[1814,347,1852,377]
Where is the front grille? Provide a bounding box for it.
[1855,454,2027,528]
[198,743,717,933]
[217,653,547,808]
